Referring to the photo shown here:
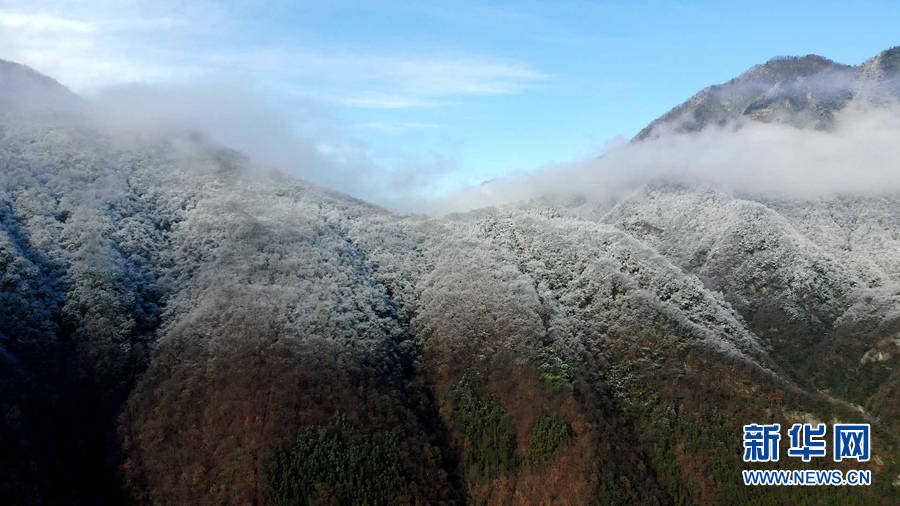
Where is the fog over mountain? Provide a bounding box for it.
[1,50,898,504]
[25,49,900,215]
[82,82,457,211]
[432,49,900,214]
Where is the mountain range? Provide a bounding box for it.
[1,50,898,504]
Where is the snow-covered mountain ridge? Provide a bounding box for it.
[1,50,898,504]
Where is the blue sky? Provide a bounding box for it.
[1,1,898,205]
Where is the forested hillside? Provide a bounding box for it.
[1,54,898,504]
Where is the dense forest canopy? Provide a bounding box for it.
[1,50,899,504]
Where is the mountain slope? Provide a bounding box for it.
[0,59,81,113]
[598,185,899,404]
[1,53,898,504]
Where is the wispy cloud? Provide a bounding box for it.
[0,3,548,109]
[0,4,202,90]
[352,121,441,133]
[383,57,549,96]
[329,93,438,109]
[0,10,95,33]
[231,48,550,109]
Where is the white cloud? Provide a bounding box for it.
[0,3,547,108]
[229,48,549,109]
[329,93,438,109]
[0,11,95,33]
[352,121,441,133]
[385,57,549,96]
[85,82,461,206]
[427,100,900,214]
[0,3,198,91]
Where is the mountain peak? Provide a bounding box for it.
[860,46,900,76]
[753,53,841,77]
[634,48,896,141]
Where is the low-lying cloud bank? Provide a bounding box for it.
[79,81,900,216]
[84,82,459,208]
[87,83,386,201]
[423,101,900,215]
